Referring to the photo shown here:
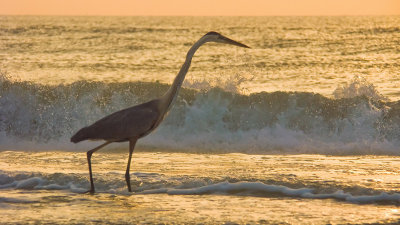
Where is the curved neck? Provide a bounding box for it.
[160,37,207,112]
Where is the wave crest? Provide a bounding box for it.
[333,75,387,101]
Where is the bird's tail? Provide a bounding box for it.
[70,127,89,143]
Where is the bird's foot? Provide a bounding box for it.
[82,189,95,194]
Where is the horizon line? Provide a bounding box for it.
[2,13,399,17]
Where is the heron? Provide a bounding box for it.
[70,32,250,193]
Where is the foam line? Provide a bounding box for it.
[2,172,400,204]
[137,181,400,204]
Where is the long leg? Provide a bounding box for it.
[125,138,137,192]
[86,141,111,194]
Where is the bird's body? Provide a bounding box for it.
[71,99,161,143]
[71,32,249,193]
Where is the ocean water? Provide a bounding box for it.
[1,16,400,224]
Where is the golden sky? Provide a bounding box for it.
[1,0,399,16]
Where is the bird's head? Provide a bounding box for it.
[202,31,250,48]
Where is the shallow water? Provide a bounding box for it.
[1,151,400,224]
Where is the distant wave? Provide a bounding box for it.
[0,73,399,154]
[0,23,190,36]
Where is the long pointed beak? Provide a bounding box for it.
[220,36,251,48]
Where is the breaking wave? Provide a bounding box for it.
[0,72,399,154]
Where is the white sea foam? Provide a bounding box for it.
[1,171,399,205]
[0,173,87,193]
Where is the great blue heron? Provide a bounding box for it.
[71,32,250,193]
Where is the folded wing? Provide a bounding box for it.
[71,101,160,143]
